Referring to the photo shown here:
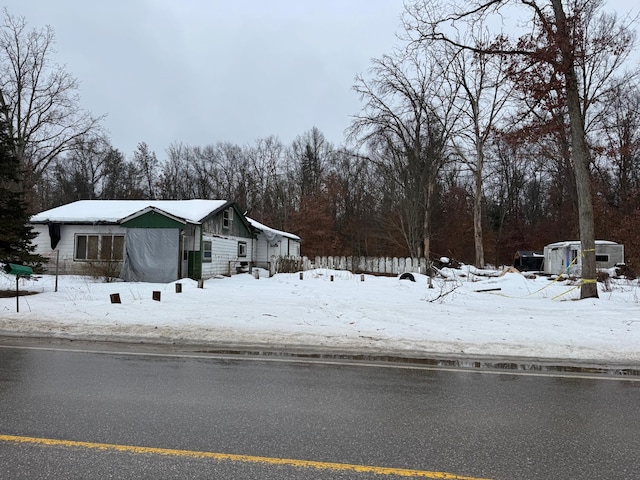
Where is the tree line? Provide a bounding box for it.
[2,2,640,292]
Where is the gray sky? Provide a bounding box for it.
[6,0,405,158]
[5,1,639,159]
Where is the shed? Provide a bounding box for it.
[28,200,256,282]
[542,240,624,276]
[513,250,544,272]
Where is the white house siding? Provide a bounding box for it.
[200,234,254,278]
[32,223,127,275]
[288,238,301,256]
[254,233,301,269]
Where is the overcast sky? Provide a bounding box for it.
[4,1,639,159]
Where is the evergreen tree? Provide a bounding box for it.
[0,110,43,268]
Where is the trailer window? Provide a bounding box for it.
[596,254,609,262]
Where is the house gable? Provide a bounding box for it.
[201,203,253,239]
[121,209,186,229]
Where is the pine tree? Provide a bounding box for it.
[0,110,43,269]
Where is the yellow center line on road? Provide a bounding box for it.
[0,434,492,479]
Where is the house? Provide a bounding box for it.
[513,250,544,272]
[542,240,624,276]
[28,200,256,282]
[246,217,301,270]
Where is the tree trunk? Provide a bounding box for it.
[551,0,598,299]
[422,180,434,260]
[474,142,485,268]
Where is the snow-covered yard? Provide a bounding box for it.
[1,267,639,366]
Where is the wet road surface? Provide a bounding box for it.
[0,341,639,479]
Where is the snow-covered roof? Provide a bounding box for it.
[246,217,300,241]
[29,200,230,224]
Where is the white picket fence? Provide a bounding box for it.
[268,255,430,276]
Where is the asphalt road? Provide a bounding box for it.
[0,340,639,479]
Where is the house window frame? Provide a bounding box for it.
[237,241,247,258]
[75,234,124,261]
[223,208,233,230]
[203,240,212,263]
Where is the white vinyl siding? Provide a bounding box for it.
[31,224,127,275]
[200,235,254,278]
[254,232,302,268]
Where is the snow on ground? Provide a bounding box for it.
[1,267,639,365]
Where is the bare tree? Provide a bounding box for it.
[286,128,340,256]
[158,142,191,200]
[349,47,458,258]
[0,9,102,193]
[597,82,640,208]
[244,136,288,226]
[50,135,111,201]
[447,34,514,267]
[132,142,159,200]
[289,127,333,200]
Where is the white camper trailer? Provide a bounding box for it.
[543,240,624,275]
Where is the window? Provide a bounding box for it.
[223,208,233,229]
[596,254,609,262]
[75,234,124,261]
[203,240,212,263]
[100,236,113,260]
[238,241,247,257]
